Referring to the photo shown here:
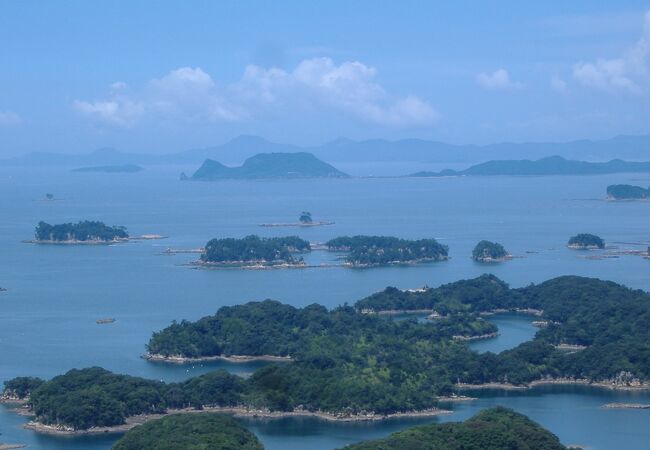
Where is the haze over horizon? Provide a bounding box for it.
[2,1,650,156]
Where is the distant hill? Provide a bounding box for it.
[6,134,650,168]
[72,164,143,173]
[189,152,348,180]
[409,156,650,177]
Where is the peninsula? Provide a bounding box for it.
[325,235,449,267]
[31,220,128,244]
[408,156,650,177]
[567,233,605,249]
[7,275,650,433]
[197,235,311,267]
[606,184,650,200]
[472,240,510,262]
[72,164,144,173]
[188,152,348,180]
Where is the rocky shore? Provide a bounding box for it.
[602,403,650,409]
[452,332,499,341]
[142,353,293,364]
[191,260,307,270]
[21,405,452,436]
[457,378,650,391]
[24,238,129,245]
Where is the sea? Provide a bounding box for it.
[1,163,649,450]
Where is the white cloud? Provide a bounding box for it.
[73,98,144,127]
[0,110,22,126]
[550,75,568,93]
[476,69,523,90]
[73,58,438,127]
[573,11,650,92]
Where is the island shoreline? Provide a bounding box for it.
[20,406,453,436]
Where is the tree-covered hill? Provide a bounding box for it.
[341,407,567,450]
[112,413,263,450]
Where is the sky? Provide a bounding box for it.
[1,1,650,155]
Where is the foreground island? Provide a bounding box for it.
[342,407,568,450]
[112,413,263,450]
[32,221,128,244]
[6,275,650,433]
[567,233,605,250]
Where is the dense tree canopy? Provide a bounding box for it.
[35,221,128,242]
[201,235,310,265]
[341,407,567,450]
[326,236,449,266]
[8,275,650,430]
[567,233,604,249]
[472,240,508,262]
[112,413,263,450]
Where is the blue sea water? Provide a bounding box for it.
[1,165,649,449]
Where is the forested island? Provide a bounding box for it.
[408,155,650,177]
[325,236,449,267]
[199,235,311,267]
[472,240,510,262]
[112,413,263,450]
[72,164,144,173]
[606,184,650,200]
[567,233,605,249]
[32,221,128,244]
[196,235,448,268]
[7,274,650,432]
[343,407,567,450]
[188,152,348,180]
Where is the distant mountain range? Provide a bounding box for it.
[5,134,650,167]
[409,156,650,177]
[187,153,347,180]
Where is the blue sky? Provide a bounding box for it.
[1,1,650,155]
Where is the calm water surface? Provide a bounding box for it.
[1,166,649,449]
